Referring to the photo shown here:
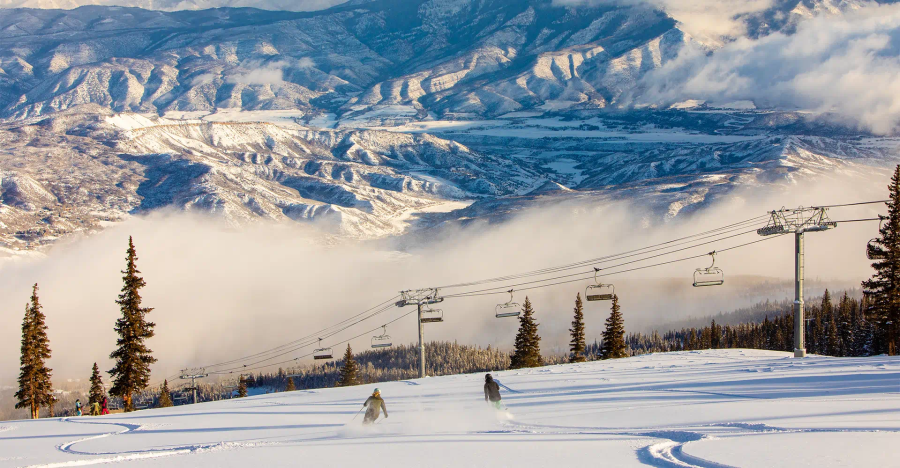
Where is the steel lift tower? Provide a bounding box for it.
[758,207,837,357]
[179,368,208,404]
[396,288,443,378]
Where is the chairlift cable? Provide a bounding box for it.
[210,308,419,375]
[444,234,788,299]
[441,227,763,298]
[435,215,770,289]
[200,295,401,369]
[813,200,889,208]
[207,302,399,374]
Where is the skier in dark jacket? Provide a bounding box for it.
[363,388,388,424]
[484,374,502,409]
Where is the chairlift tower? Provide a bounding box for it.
[757,206,837,357]
[179,368,209,405]
[396,288,443,378]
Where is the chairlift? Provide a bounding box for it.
[495,290,521,318]
[867,216,886,260]
[421,306,444,323]
[313,338,333,360]
[585,267,615,301]
[693,251,725,287]
[371,325,393,348]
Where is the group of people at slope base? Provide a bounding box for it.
[72,397,110,417]
[359,373,505,424]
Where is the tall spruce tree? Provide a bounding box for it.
[285,377,296,392]
[863,164,900,355]
[89,363,105,406]
[601,295,627,360]
[337,344,360,387]
[569,293,587,363]
[158,380,173,408]
[510,297,543,369]
[237,376,248,398]
[109,237,157,412]
[15,284,54,420]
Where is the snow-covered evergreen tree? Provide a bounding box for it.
[511,297,543,369]
[600,295,626,360]
[15,284,54,420]
[569,293,587,363]
[109,237,157,412]
[237,376,248,398]
[158,380,173,408]
[863,164,900,355]
[337,345,360,387]
[89,363,105,406]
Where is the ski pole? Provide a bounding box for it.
[351,404,366,422]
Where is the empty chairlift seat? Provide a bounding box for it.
[585,268,615,301]
[313,338,333,360]
[495,290,521,318]
[693,252,725,287]
[421,307,443,323]
[371,326,393,348]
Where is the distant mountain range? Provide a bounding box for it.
[0,0,897,251]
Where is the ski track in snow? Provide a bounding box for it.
[33,418,245,467]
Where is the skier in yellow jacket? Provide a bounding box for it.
[362,388,388,424]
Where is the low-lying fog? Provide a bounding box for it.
[0,173,888,384]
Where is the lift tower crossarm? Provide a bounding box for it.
[396,288,443,378]
[757,206,837,358]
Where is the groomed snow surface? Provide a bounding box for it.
[2,349,898,468]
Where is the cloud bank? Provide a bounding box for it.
[636,4,900,134]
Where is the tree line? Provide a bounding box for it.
[623,291,880,357]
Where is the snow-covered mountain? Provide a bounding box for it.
[0,1,692,120]
[0,0,348,11]
[0,1,898,250]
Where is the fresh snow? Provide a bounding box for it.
[2,350,897,468]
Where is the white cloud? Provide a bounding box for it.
[226,61,287,86]
[225,58,315,86]
[634,4,900,134]
[553,0,775,43]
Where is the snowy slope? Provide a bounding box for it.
[2,349,898,467]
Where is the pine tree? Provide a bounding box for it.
[15,284,54,420]
[863,164,900,355]
[285,377,296,392]
[601,295,627,360]
[569,293,587,363]
[109,237,157,412]
[510,297,543,369]
[337,344,360,387]
[157,380,173,408]
[237,376,248,398]
[89,363,105,406]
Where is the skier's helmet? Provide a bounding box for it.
[373,388,380,396]
[485,374,492,381]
